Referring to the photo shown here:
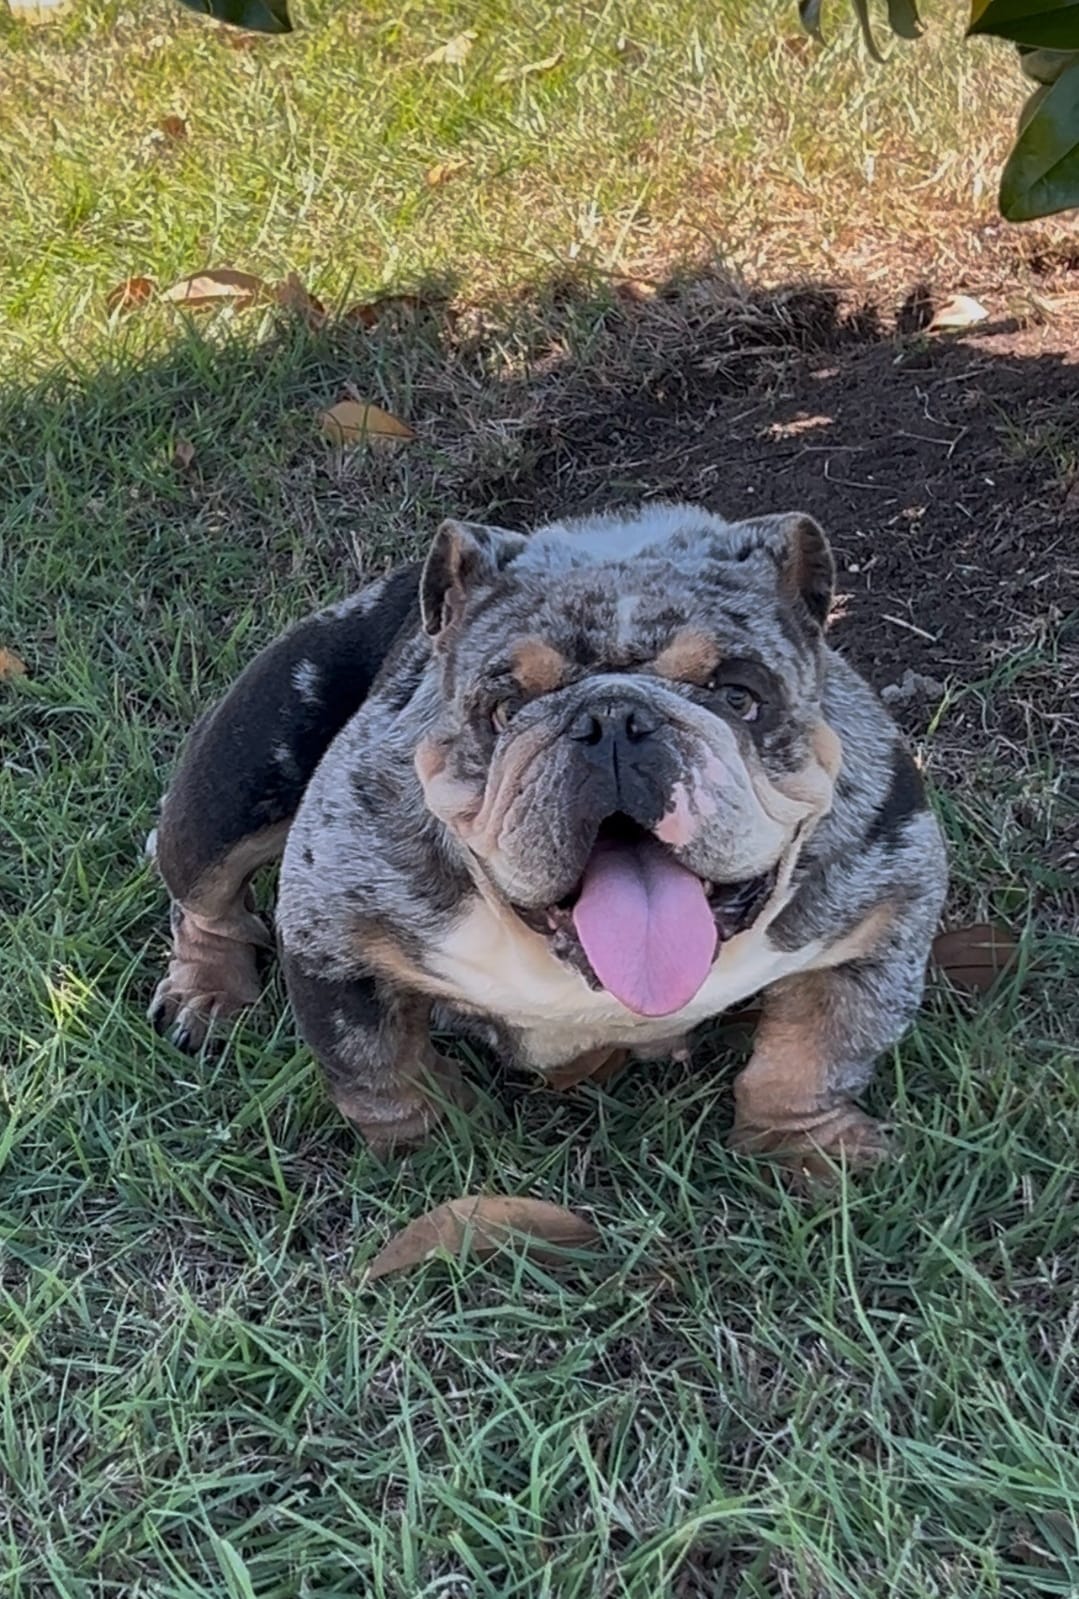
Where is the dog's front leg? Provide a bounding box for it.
[282,955,472,1152]
[729,944,930,1177]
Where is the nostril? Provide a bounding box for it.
[569,710,605,745]
[625,707,658,742]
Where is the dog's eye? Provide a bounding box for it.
[715,682,760,721]
[491,700,513,733]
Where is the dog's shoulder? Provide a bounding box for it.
[767,646,946,957]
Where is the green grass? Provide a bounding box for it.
[2,1,1079,1595]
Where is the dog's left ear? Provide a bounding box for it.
[420,519,528,639]
[745,512,834,629]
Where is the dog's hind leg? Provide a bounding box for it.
[148,567,421,1050]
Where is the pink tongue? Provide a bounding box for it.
[572,837,717,1017]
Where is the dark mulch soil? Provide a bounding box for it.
[480,296,1079,711]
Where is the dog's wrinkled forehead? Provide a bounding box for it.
[421,502,833,690]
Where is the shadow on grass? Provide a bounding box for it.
[3,256,1075,894]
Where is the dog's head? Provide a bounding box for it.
[414,503,842,1018]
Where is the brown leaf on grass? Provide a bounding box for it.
[0,648,28,681]
[275,271,325,328]
[173,439,196,470]
[426,158,469,188]
[544,1047,629,1092]
[613,277,658,305]
[162,267,269,312]
[342,293,429,329]
[106,276,156,315]
[158,115,188,141]
[495,49,563,83]
[216,26,261,50]
[780,32,815,57]
[423,30,475,65]
[318,399,416,447]
[718,1003,762,1031]
[932,922,1019,994]
[367,1195,600,1281]
[928,294,989,332]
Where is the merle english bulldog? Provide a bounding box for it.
[148,503,947,1173]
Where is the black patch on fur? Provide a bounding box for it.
[835,768,860,806]
[865,744,926,852]
[156,565,421,900]
[282,954,389,1096]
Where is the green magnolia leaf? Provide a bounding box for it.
[969,1,1079,50]
[798,0,825,41]
[886,0,923,40]
[1019,44,1079,83]
[175,0,292,33]
[999,54,1079,218]
[1017,82,1050,135]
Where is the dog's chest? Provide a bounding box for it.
[427,897,819,1067]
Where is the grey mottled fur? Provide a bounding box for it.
[149,502,947,1169]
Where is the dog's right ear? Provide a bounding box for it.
[420,519,528,639]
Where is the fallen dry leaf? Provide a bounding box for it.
[928,294,989,333]
[162,267,269,312]
[367,1195,600,1281]
[932,922,1019,994]
[106,276,156,315]
[319,399,416,448]
[275,271,325,328]
[173,439,196,470]
[495,49,563,83]
[424,29,475,65]
[158,114,188,141]
[342,293,429,329]
[426,158,469,188]
[0,648,28,682]
[216,25,261,49]
[718,1003,762,1030]
[613,277,658,305]
[544,1047,629,1092]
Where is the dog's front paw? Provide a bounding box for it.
[729,1104,890,1180]
[148,909,265,1052]
[331,1053,475,1154]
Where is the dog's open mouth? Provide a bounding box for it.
[515,814,775,1018]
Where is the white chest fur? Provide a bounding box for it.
[427,896,821,1069]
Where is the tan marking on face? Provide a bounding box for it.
[511,637,568,697]
[810,720,843,782]
[652,629,721,686]
[755,720,842,826]
[415,736,482,831]
[463,722,553,856]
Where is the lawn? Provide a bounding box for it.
[1,1,1078,1595]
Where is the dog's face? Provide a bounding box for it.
[414,504,843,1017]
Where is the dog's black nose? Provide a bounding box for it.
[569,702,659,747]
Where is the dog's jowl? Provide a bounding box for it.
[148,503,947,1171]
